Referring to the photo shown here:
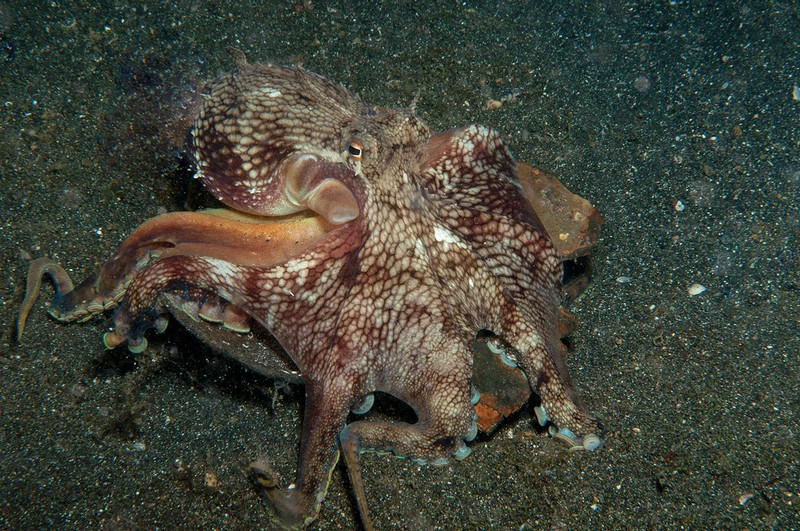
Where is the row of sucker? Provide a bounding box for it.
[485,333,602,452]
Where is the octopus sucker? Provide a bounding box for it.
[18,54,604,529]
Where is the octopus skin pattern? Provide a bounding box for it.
[18,51,602,529]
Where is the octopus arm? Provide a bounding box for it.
[421,125,539,224]
[16,208,332,340]
[419,124,603,449]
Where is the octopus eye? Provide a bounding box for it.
[347,141,363,160]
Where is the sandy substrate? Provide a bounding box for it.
[2,1,798,529]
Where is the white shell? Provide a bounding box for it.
[688,283,707,296]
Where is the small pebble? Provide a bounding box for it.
[69,383,88,400]
[674,200,685,211]
[204,471,219,488]
[633,75,651,92]
[688,283,706,296]
[485,98,502,110]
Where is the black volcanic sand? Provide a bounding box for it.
[2,2,798,529]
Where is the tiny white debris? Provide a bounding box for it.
[131,441,147,452]
[616,276,632,284]
[688,283,706,296]
[674,200,685,212]
[793,85,800,101]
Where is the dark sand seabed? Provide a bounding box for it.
[1,1,798,529]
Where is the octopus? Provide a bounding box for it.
[17,51,603,529]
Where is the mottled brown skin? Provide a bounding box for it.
[18,54,602,529]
